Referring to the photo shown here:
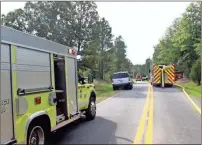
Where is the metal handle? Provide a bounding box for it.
[17,88,25,95]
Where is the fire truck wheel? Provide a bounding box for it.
[27,120,49,145]
[27,125,45,145]
[86,97,96,121]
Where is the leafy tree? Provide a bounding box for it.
[2,1,135,81]
[114,36,127,71]
[63,1,99,54]
[190,59,201,85]
[96,18,113,79]
[152,2,201,81]
[2,8,26,31]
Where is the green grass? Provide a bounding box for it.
[94,80,120,103]
[177,81,201,99]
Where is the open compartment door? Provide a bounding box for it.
[67,57,79,116]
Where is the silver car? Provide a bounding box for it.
[112,72,133,90]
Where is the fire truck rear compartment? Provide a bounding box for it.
[54,55,68,123]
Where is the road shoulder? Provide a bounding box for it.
[174,84,201,114]
[190,96,201,109]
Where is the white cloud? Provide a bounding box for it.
[1,2,190,64]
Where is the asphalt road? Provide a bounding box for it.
[49,82,201,144]
[49,82,148,144]
[153,86,201,144]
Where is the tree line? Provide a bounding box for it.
[152,2,201,85]
[133,58,152,77]
[2,1,134,80]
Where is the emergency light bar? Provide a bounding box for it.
[68,48,77,55]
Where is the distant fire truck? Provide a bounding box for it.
[150,64,175,87]
[136,74,142,81]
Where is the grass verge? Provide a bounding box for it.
[176,80,201,99]
[94,80,120,103]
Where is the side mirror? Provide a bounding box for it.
[78,76,85,84]
[88,73,93,84]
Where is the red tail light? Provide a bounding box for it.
[69,48,77,55]
[35,97,41,105]
[72,50,76,55]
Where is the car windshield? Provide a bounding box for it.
[112,73,129,79]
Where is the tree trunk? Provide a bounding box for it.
[100,44,104,80]
[100,59,104,80]
[197,79,201,86]
[77,41,81,55]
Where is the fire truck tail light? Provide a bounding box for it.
[35,97,41,105]
[68,48,77,55]
[72,50,76,55]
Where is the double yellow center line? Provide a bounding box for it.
[134,84,154,144]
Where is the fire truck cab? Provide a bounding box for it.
[1,25,96,145]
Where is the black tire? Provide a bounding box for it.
[113,86,116,90]
[27,122,48,145]
[86,97,96,121]
[130,85,133,90]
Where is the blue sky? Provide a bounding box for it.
[1,2,190,64]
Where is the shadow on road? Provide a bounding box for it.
[116,136,133,143]
[153,86,182,93]
[48,116,125,144]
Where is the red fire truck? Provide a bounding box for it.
[135,74,142,81]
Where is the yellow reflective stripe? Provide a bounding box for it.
[165,69,174,80]
[50,54,55,89]
[65,57,70,117]
[153,78,161,83]
[153,64,162,84]
[153,65,160,72]
[168,77,173,83]
[164,69,174,84]
[168,69,175,80]
[153,70,161,80]
[11,45,16,64]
